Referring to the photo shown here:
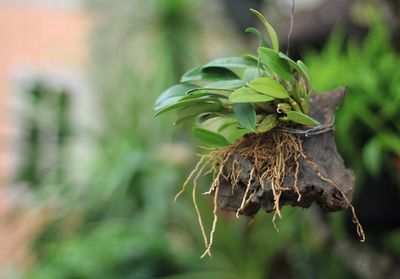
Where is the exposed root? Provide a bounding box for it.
[192,157,212,256]
[236,168,255,218]
[175,128,365,258]
[174,156,206,202]
[203,153,231,195]
[200,182,220,258]
[297,149,366,242]
[294,154,302,202]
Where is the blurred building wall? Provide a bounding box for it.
[0,0,91,271]
[0,1,90,187]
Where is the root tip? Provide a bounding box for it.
[200,249,212,258]
[173,194,180,203]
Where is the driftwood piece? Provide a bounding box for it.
[217,87,355,216]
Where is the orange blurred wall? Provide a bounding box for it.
[0,3,91,186]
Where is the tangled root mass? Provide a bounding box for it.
[175,129,365,258]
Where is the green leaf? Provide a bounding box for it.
[174,103,223,125]
[155,98,221,116]
[241,53,259,62]
[180,66,239,83]
[217,119,238,132]
[250,9,279,52]
[192,127,230,148]
[234,103,256,131]
[246,27,268,47]
[229,87,275,103]
[257,114,278,133]
[198,112,235,123]
[286,111,320,126]
[258,47,293,81]
[249,77,290,98]
[222,124,249,143]
[203,57,258,70]
[296,60,312,85]
[278,52,300,70]
[154,83,198,111]
[182,91,229,100]
[205,79,246,89]
[199,117,246,143]
[254,102,274,112]
[242,67,260,83]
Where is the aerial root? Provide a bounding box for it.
[236,168,255,218]
[294,154,302,202]
[200,181,220,258]
[297,147,366,242]
[174,156,206,202]
[175,129,365,258]
[192,157,212,256]
[202,154,230,195]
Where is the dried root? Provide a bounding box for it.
[175,129,365,257]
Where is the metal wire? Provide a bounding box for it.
[281,0,334,138]
[286,0,295,56]
[277,117,335,137]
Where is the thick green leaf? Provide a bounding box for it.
[205,79,246,89]
[286,111,319,126]
[200,117,246,143]
[203,57,258,70]
[182,91,229,100]
[229,87,275,103]
[222,123,249,143]
[254,102,274,112]
[258,47,293,81]
[174,103,223,125]
[249,77,289,98]
[234,103,256,131]
[200,115,234,130]
[192,127,230,147]
[198,112,236,123]
[250,9,279,52]
[217,119,238,132]
[257,114,278,133]
[155,98,221,116]
[296,60,312,85]
[241,53,259,62]
[246,27,268,47]
[180,66,239,83]
[154,83,198,111]
[242,67,260,83]
[278,52,301,71]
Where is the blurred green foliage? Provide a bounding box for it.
[18,2,399,279]
[24,0,201,278]
[306,20,400,184]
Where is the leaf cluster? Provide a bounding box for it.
[155,9,318,147]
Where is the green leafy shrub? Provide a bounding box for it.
[305,20,400,182]
[155,9,318,148]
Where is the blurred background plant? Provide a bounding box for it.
[0,0,399,278]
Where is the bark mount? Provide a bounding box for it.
[217,87,355,216]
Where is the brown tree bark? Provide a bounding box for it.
[217,87,354,216]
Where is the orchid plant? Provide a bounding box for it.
[155,9,318,147]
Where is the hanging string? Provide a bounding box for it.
[286,0,295,56]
